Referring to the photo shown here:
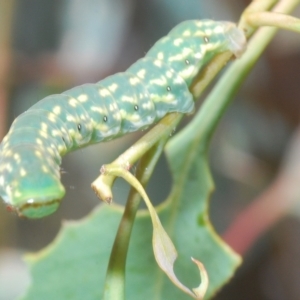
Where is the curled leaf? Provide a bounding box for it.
[103,166,208,299]
[152,213,208,299]
[191,258,209,299]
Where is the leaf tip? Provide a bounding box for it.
[191,257,209,299]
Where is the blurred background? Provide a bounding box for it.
[0,0,300,299]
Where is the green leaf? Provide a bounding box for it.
[161,118,241,299]
[21,121,240,300]
[22,206,122,300]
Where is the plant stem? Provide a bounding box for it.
[245,11,300,32]
[102,138,168,300]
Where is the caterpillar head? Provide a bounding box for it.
[222,22,247,58]
[0,145,65,218]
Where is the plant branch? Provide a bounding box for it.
[245,11,300,32]
[102,138,168,300]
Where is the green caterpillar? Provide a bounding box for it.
[0,20,246,218]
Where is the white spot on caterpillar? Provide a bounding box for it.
[39,130,48,138]
[113,112,121,120]
[68,129,75,136]
[142,102,153,110]
[91,106,104,114]
[182,30,191,37]
[157,52,164,60]
[6,164,12,172]
[5,150,13,157]
[36,138,43,145]
[150,78,166,86]
[109,102,118,111]
[66,114,76,122]
[201,42,219,52]
[154,60,162,67]
[13,153,21,163]
[0,176,4,186]
[53,106,61,115]
[205,29,213,36]
[51,129,61,137]
[80,114,87,120]
[137,69,146,79]
[48,113,57,123]
[119,109,128,118]
[168,54,183,62]
[174,76,184,84]
[194,30,205,37]
[169,48,191,62]
[180,65,196,78]
[58,145,66,152]
[41,122,48,131]
[35,150,42,157]
[99,89,110,97]
[78,94,88,102]
[108,83,118,92]
[121,96,135,103]
[27,199,34,204]
[166,71,173,78]
[47,148,55,156]
[42,165,49,173]
[68,98,78,107]
[20,168,27,177]
[173,38,183,46]
[195,52,203,60]
[129,77,140,85]
[213,25,225,34]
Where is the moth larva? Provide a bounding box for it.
[0,20,246,218]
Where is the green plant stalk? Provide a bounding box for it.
[239,0,278,35]
[245,11,300,32]
[102,138,169,300]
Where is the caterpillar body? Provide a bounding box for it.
[0,20,246,218]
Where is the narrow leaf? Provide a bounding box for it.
[113,167,208,299]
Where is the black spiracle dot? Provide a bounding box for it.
[185,59,190,65]
[77,124,81,131]
[134,105,139,111]
[166,86,171,92]
[62,136,66,143]
[103,116,108,122]
[203,36,209,43]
